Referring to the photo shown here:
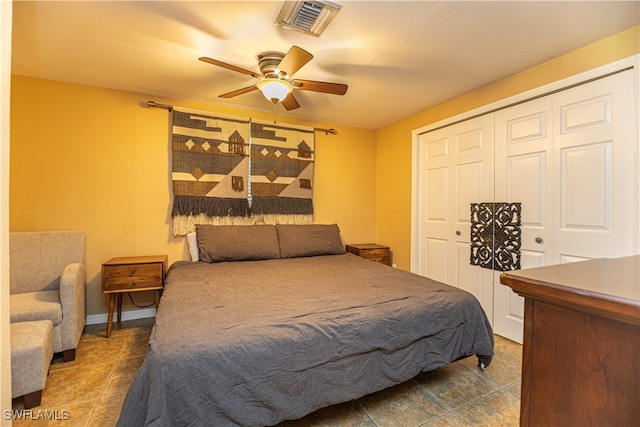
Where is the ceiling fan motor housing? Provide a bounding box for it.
[257,51,286,78]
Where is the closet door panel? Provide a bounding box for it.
[552,72,635,261]
[425,238,448,283]
[419,129,450,279]
[494,97,553,343]
[418,115,494,320]
[561,142,610,230]
[507,152,548,241]
[450,117,494,312]
[455,161,484,242]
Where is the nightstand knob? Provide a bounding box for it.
[456,230,461,236]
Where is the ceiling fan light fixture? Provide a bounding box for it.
[257,79,293,103]
[275,0,342,37]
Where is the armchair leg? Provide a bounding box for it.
[23,390,43,409]
[62,348,76,362]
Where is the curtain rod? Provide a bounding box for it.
[142,100,338,135]
[142,100,173,111]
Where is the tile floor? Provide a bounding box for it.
[11,318,522,426]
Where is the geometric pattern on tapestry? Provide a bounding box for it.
[249,119,315,221]
[171,107,251,235]
[470,202,521,272]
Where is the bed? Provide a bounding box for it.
[117,224,494,426]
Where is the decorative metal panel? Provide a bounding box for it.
[470,202,521,271]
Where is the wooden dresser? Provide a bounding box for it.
[346,243,391,266]
[500,256,640,427]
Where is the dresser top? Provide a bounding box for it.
[501,256,640,323]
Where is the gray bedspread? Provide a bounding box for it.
[117,254,494,426]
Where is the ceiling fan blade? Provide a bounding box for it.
[282,92,300,111]
[199,57,262,79]
[275,46,313,78]
[292,79,348,95]
[219,85,259,98]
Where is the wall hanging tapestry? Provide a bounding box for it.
[171,108,251,235]
[250,119,315,225]
[470,202,521,271]
[170,109,314,236]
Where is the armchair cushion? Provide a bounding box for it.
[10,291,62,325]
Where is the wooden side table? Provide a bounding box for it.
[346,243,391,266]
[101,255,167,338]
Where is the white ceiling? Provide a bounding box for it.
[11,1,639,130]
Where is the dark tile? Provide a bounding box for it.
[454,389,520,427]
[49,335,127,372]
[102,356,145,397]
[357,380,449,427]
[458,335,522,387]
[87,392,127,427]
[423,411,473,427]
[281,400,376,427]
[39,361,113,407]
[505,381,521,399]
[120,331,151,359]
[414,363,500,410]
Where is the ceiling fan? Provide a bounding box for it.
[199,46,348,111]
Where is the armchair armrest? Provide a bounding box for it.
[59,263,86,351]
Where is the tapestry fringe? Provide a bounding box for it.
[173,214,313,236]
[253,214,313,226]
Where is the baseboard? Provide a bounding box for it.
[85,307,156,325]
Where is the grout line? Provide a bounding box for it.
[354,399,381,427]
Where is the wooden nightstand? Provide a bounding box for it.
[101,255,167,337]
[346,243,391,266]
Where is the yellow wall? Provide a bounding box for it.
[376,25,640,271]
[10,77,377,317]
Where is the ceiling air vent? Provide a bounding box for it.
[275,1,342,37]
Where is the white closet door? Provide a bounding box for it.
[418,114,495,319]
[493,70,636,343]
[551,72,636,262]
[494,97,554,343]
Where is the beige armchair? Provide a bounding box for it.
[10,231,86,362]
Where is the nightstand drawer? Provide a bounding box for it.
[101,255,167,293]
[102,263,163,291]
[362,250,390,265]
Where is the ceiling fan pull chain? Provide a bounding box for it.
[272,101,278,124]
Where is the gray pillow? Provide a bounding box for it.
[276,224,346,258]
[196,225,280,262]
